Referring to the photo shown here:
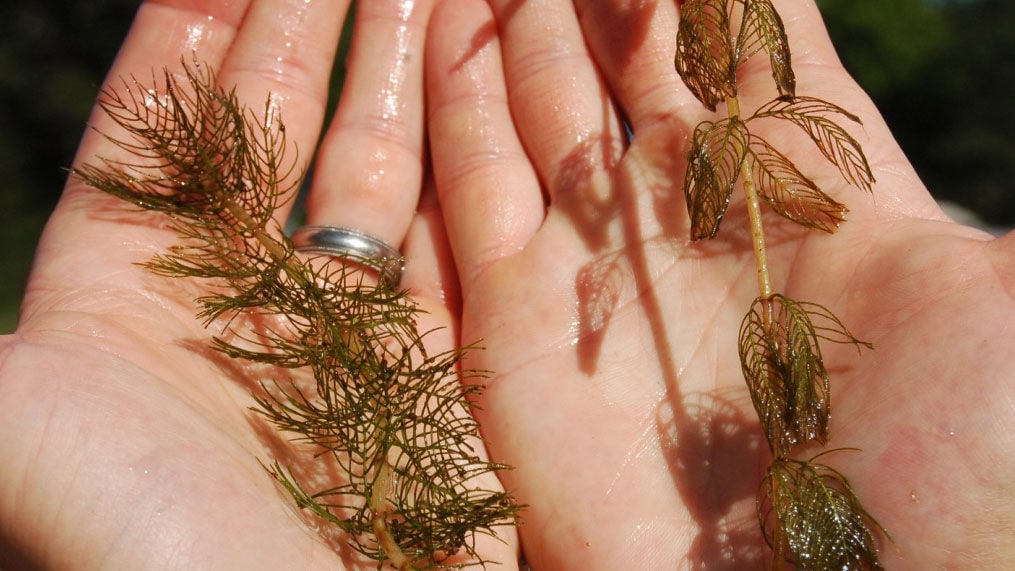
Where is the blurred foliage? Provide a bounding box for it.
[818,0,1015,227]
[818,0,949,95]
[0,1,138,331]
[1,0,1012,332]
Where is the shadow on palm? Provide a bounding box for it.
[451,1,1013,566]
[546,113,779,566]
[545,45,917,562]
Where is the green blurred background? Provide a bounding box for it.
[1,0,1012,333]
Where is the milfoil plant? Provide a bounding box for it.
[674,1,886,569]
[73,62,518,570]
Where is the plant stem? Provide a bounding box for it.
[371,463,413,569]
[224,200,291,274]
[229,196,411,567]
[725,96,773,301]
[370,417,414,570]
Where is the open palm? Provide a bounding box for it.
[427,0,1014,568]
[0,0,517,568]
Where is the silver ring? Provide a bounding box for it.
[291,225,404,288]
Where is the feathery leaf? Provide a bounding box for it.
[675,0,736,110]
[738,295,870,455]
[751,96,875,192]
[685,117,750,239]
[748,134,847,232]
[761,457,885,570]
[737,0,795,99]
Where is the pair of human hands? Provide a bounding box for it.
[1,0,1012,568]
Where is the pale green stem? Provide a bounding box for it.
[725,96,773,301]
[727,96,783,569]
[230,198,413,568]
[369,420,414,570]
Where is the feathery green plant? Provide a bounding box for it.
[674,1,886,568]
[74,61,518,570]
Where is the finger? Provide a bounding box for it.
[400,180,461,315]
[72,0,347,223]
[569,0,849,129]
[301,0,434,247]
[368,182,522,563]
[748,0,872,103]
[25,2,255,325]
[759,0,939,220]
[71,1,252,172]
[769,0,938,217]
[426,0,545,289]
[215,0,351,224]
[571,0,695,130]
[488,0,624,205]
[26,0,346,325]
[578,0,935,223]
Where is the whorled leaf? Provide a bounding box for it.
[737,0,795,99]
[675,0,736,110]
[760,457,885,570]
[750,96,875,192]
[76,64,298,229]
[255,335,517,567]
[74,60,520,569]
[738,295,871,455]
[748,134,847,232]
[685,117,749,240]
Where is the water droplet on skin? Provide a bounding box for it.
[397,0,416,21]
[185,23,206,51]
[910,490,918,503]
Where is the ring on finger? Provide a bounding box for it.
[291,225,404,289]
